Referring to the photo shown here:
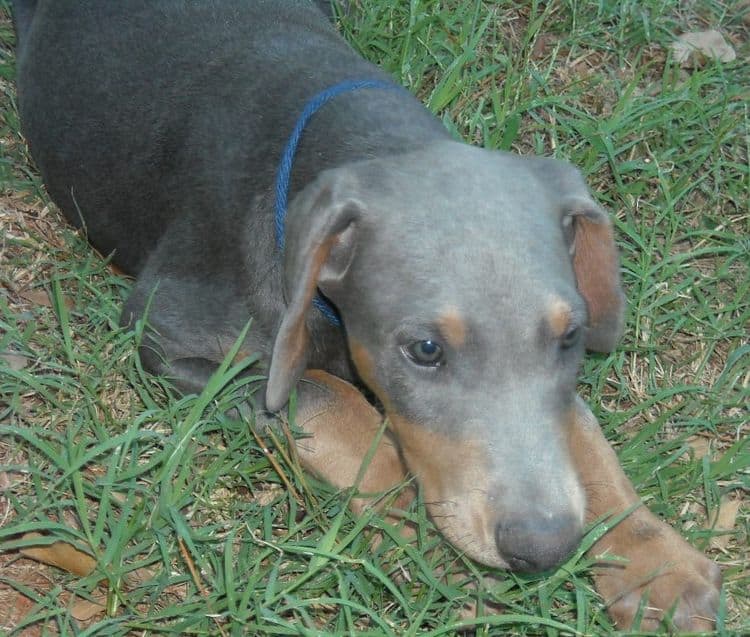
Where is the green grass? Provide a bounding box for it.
[1,0,748,635]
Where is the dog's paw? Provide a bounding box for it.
[594,521,721,632]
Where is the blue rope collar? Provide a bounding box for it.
[274,78,399,327]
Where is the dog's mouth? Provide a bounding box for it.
[385,412,586,571]
[418,489,584,572]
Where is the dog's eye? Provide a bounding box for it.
[404,340,444,366]
[560,326,581,349]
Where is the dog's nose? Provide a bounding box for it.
[496,514,582,573]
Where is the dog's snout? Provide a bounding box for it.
[496,513,582,573]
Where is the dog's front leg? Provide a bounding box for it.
[570,399,721,631]
[287,370,413,516]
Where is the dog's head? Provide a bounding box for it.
[266,142,624,572]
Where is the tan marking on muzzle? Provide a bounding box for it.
[350,339,485,509]
[547,298,572,338]
[388,413,503,566]
[437,306,467,349]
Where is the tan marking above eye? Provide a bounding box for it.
[386,412,501,565]
[437,306,467,349]
[547,298,572,339]
[386,411,491,511]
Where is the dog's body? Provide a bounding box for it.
[14,0,721,630]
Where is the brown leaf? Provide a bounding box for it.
[0,351,28,371]
[532,33,557,59]
[671,30,736,65]
[19,532,97,576]
[71,594,107,621]
[18,288,54,307]
[18,288,75,309]
[709,495,742,550]
[124,565,159,587]
[684,434,712,460]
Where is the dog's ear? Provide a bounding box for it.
[529,157,625,352]
[562,197,625,352]
[266,175,360,411]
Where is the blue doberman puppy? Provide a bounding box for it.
[13,0,720,630]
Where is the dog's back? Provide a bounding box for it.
[14,0,444,273]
